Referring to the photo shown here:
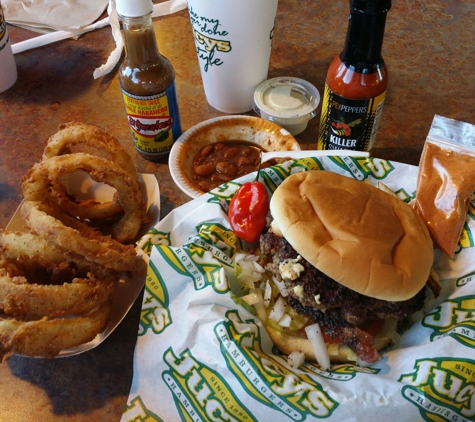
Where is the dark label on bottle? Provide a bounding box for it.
[317,84,385,152]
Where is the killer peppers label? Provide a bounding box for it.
[317,84,386,152]
[121,83,182,158]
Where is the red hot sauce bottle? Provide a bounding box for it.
[317,0,391,152]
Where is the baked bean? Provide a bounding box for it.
[194,163,216,176]
[216,161,238,176]
[238,156,251,167]
[211,173,230,182]
[222,147,239,158]
[251,155,261,166]
[197,180,211,191]
[200,144,214,157]
[191,141,277,192]
[242,147,255,156]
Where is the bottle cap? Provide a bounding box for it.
[253,77,321,136]
[351,0,391,14]
[116,0,154,18]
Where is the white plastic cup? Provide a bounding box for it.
[186,0,278,114]
[0,2,17,93]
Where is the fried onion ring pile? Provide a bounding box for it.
[42,121,140,221]
[0,122,147,361]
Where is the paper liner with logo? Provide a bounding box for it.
[122,154,475,422]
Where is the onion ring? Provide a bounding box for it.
[0,230,120,281]
[42,122,139,221]
[0,231,120,316]
[0,301,112,360]
[21,152,147,243]
[0,123,148,360]
[0,271,117,317]
[20,201,141,273]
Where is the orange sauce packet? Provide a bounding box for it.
[416,115,475,258]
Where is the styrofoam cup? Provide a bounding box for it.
[0,4,18,93]
[186,0,278,113]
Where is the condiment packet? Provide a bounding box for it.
[416,115,475,258]
[121,155,475,422]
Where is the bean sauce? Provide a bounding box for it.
[192,141,274,192]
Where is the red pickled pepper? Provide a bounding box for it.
[228,174,269,244]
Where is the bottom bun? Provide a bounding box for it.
[264,320,397,365]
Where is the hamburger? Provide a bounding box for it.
[257,170,439,366]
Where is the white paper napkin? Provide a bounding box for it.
[3,0,110,32]
[8,0,187,79]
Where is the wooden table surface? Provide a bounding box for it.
[0,0,474,420]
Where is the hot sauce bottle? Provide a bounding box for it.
[317,0,391,152]
[117,0,182,162]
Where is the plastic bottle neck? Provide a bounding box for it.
[121,13,161,65]
[340,7,389,74]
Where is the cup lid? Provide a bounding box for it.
[116,0,153,17]
[253,77,320,124]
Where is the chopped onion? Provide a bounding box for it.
[386,328,401,346]
[242,289,260,306]
[234,252,265,286]
[263,280,272,308]
[287,351,305,369]
[272,276,288,297]
[305,323,331,371]
[269,296,286,322]
[252,289,268,323]
[278,313,292,327]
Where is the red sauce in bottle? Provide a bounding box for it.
[318,0,391,152]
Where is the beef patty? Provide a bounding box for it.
[259,215,427,362]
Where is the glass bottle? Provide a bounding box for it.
[117,0,182,162]
[317,0,391,152]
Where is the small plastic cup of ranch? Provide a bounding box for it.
[253,77,320,136]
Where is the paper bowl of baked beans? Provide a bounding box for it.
[169,115,300,198]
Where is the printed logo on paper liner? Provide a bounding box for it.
[215,310,339,420]
[139,260,172,337]
[259,158,324,194]
[185,222,240,264]
[456,221,475,255]
[155,222,237,294]
[206,158,324,213]
[422,296,475,348]
[122,396,165,422]
[136,228,171,256]
[299,361,379,380]
[399,358,475,421]
[457,271,475,288]
[329,156,398,183]
[162,347,256,422]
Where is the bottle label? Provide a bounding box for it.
[121,82,182,158]
[317,84,386,152]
